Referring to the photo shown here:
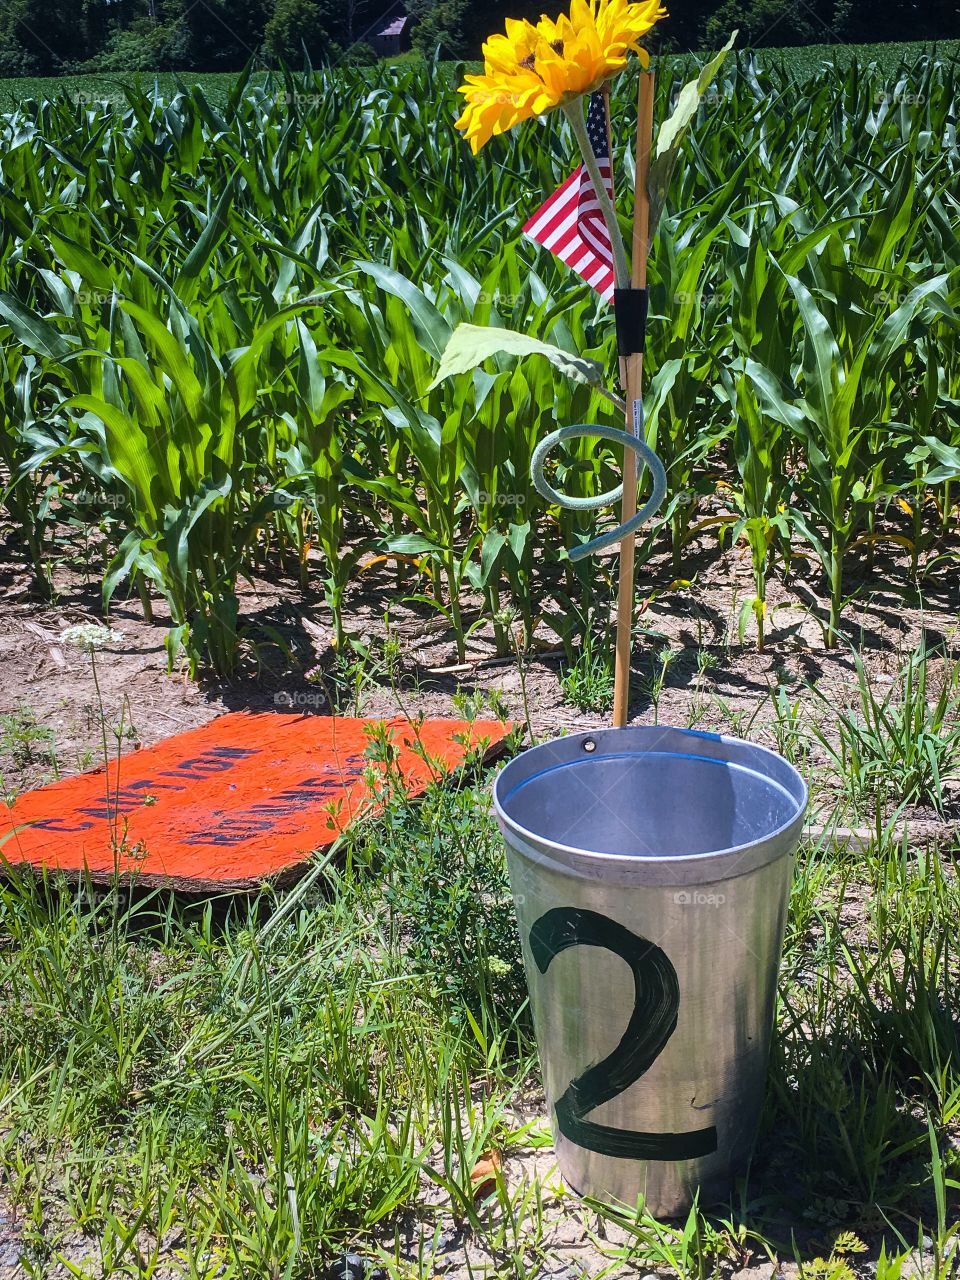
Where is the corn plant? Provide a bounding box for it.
[0,52,959,669]
[785,262,953,643]
[61,296,315,674]
[0,311,74,592]
[270,323,362,650]
[715,361,794,649]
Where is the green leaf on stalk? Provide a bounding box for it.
[0,294,72,360]
[383,534,445,556]
[103,530,166,611]
[783,271,839,432]
[913,436,960,485]
[179,175,237,283]
[49,230,115,293]
[480,530,507,585]
[356,260,451,360]
[648,31,737,235]
[164,470,232,585]
[67,394,160,523]
[428,323,608,395]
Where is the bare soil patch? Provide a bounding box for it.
[2,517,958,840]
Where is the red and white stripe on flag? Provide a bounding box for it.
[522,95,615,303]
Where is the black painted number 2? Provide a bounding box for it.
[529,906,718,1161]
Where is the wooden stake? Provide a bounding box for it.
[601,84,628,394]
[612,69,656,729]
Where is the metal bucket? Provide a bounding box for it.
[492,725,806,1217]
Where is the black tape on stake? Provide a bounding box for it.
[614,288,648,358]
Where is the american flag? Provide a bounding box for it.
[523,92,615,303]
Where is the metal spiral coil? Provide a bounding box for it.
[531,417,667,562]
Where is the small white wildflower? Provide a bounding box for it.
[61,624,124,652]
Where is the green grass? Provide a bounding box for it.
[808,645,960,819]
[560,625,616,714]
[2,700,959,1278]
[0,40,957,111]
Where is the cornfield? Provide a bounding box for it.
[1,53,959,674]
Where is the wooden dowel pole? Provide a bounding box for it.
[601,83,628,393]
[612,69,655,729]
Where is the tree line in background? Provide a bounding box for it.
[0,0,956,78]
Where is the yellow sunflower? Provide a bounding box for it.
[455,0,666,154]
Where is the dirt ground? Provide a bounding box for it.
[1,515,958,834]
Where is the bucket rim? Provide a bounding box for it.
[492,725,807,869]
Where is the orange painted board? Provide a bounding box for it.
[0,713,511,890]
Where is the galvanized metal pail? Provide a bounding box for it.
[492,725,806,1217]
